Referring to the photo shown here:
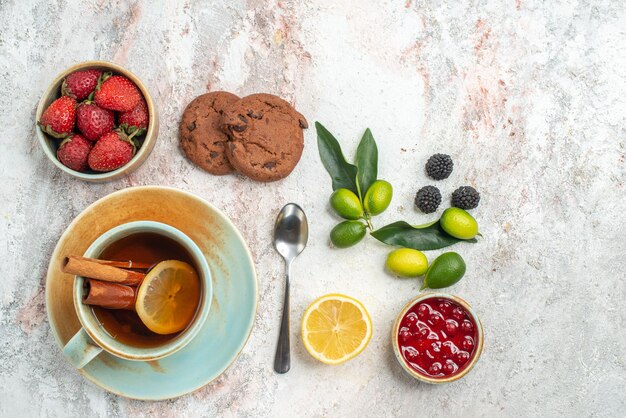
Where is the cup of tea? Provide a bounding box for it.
[62,221,212,368]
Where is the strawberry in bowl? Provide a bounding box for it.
[36,61,158,182]
[38,96,77,139]
[61,69,102,101]
[76,101,115,142]
[94,74,142,112]
[88,130,136,172]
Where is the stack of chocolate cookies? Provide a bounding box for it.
[179,92,308,182]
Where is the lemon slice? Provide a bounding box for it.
[135,260,201,335]
[301,294,372,365]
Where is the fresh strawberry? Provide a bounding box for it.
[57,134,92,172]
[118,99,149,136]
[76,101,115,141]
[88,130,136,172]
[61,69,103,100]
[94,74,141,112]
[38,96,77,138]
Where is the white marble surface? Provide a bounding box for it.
[1,0,625,416]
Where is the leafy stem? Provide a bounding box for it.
[363,214,374,230]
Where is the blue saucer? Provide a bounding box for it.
[45,186,258,400]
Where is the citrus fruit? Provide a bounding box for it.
[385,248,429,277]
[363,180,393,215]
[330,220,366,248]
[301,294,372,365]
[135,260,201,334]
[440,207,478,240]
[422,252,466,290]
[329,188,363,220]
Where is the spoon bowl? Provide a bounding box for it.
[274,204,308,261]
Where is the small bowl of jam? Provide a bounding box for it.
[392,293,483,383]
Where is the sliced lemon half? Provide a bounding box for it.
[301,294,372,365]
[135,260,201,335]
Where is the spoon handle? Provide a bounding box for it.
[274,262,291,373]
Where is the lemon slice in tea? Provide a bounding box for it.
[301,294,372,365]
[135,260,201,335]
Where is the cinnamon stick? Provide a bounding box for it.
[72,255,152,270]
[83,279,137,310]
[62,256,145,286]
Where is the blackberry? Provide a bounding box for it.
[451,186,480,210]
[425,154,453,180]
[415,186,442,213]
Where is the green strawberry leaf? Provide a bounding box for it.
[38,122,69,139]
[95,72,112,91]
[354,128,378,199]
[371,220,477,251]
[316,122,359,195]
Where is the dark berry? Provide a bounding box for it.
[405,346,419,360]
[452,307,465,321]
[438,301,452,314]
[406,312,418,324]
[425,153,453,180]
[429,341,442,354]
[417,328,430,340]
[461,319,474,334]
[399,328,412,342]
[442,341,458,358]
[456,351,471,364]
[414,185,442,213]
[445,319,458,336]
[417,303,431,319]
[462,336,475,351]
[443,360,458,375]
[451,186,480,210]
[428,362,443,375]
[429,311,443,326]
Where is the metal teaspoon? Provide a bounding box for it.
[273,203,308,373]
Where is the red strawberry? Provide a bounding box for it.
[61,69,103,100]
[88,130,136,172]
[57,134,92,172]
[94,75,141,112]
[76,101,115,141]
[39,96,77,138]
[118,99,149,136]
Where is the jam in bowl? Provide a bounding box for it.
[392,293,483,383]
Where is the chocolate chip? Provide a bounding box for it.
[247,110,263,119]
[187,121,196,131]
[210,151,219,158]
[232,124,246,132]
[263,162,276,169]
[238,114,248,123]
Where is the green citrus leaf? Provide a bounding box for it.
[355,128,378,200]
[316,122,359,195]
[371,220,477,251]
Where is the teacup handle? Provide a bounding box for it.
[63,328,103,369]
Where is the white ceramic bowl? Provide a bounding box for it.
[35,61,159,182]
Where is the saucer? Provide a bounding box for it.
[45,186,258,400]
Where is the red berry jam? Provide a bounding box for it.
[397,297,478,379]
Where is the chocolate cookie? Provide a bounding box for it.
[220,93,308,182]
[179,91,239,175]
